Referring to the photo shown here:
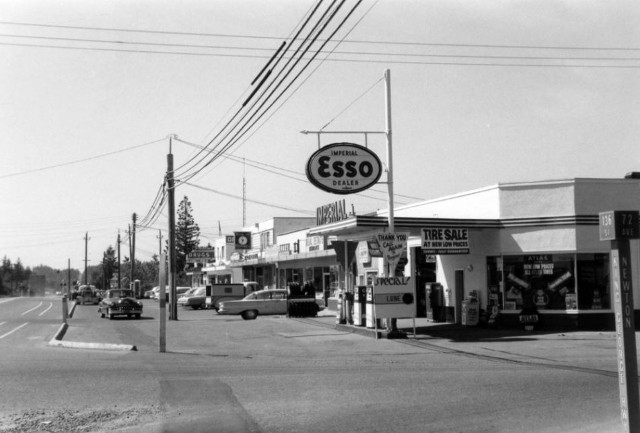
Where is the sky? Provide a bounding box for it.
[1,0,639,272]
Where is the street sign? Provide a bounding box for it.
[601,209,640,431]
[599,210,640,241]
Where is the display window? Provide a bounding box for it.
[487,253,610,311]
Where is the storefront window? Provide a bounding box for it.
[488,253,611,311]
[576,254,610,310]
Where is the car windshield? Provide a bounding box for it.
[109,290,133,298]
[194,287,205,296]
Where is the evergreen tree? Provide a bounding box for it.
[101,245,118,288]
[175,196,200,274]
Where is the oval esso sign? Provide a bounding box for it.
[305,142,383,195]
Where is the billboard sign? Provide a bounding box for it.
[305,142,382,195]
[421,227,470,255]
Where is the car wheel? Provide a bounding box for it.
[241,310,258,320]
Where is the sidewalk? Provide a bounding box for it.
[309,307,621,371]
[52,302,623,373]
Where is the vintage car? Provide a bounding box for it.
[98,289,143,320]
[177,286,207,309]
[217,289,289,320]
[76,285,100,305]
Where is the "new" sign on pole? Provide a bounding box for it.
[600,210,640,432]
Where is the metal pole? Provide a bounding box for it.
[384,69,394,234]
[384,68,398,333]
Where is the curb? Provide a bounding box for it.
[48,320,137,352]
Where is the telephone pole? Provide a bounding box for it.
[130,213,137,289]
[167,134,178,320]
[83,232,90,285]
[117,230,122,289]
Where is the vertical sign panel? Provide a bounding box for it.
[611,242,640,431]
[601,210,640,431]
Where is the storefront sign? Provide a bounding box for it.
[524,255,553,276]
[316,199,349,225]
[373,276,415,318]
[186,249,215,263]
[376,232,408,273]
[234,232,252,250]
[358,243,371,264]
[421,227,469,255]
[225,235,234,244]
[305,142,382,195]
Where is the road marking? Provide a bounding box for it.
[21,302,43,315]
[38,302,53,316]
[0,298,16,304]
[0,322,28,339]
[0,322,6,327]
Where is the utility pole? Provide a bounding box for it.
[157,229,163,257]
[167,134,178,320]
[117,230,121,289]
[130,213,137,290]
[243,157,247,227]
[83,232,90,285]
[67,258,71,296]
[384,68,399,334]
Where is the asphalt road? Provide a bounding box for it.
[0,296,628,432]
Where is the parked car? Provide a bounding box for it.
[76,285,100,305]
[217,289,289,320]
[98,289,143,320]
[177,286,207,309]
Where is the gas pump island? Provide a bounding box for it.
[599,210,640,432]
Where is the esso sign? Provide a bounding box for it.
[305,142,382,195]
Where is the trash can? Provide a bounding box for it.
[353,286,367,326]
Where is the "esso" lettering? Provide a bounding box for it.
[317,157,375,178]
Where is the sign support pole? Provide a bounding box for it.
[610,239,640,431]
[600,210,640,432]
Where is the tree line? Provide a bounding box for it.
[83,195,202,292]
[1,195,203,297]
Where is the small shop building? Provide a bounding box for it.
[308,177,640,330]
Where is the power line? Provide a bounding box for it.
[0,137,165,180]
[1,20,638,51]
[183,181,315,215]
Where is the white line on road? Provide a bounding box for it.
[21,302,43,316]
[0,298,16,304]
[38,303,53,316]
[0,322,28,339]
[0,322,6,327]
